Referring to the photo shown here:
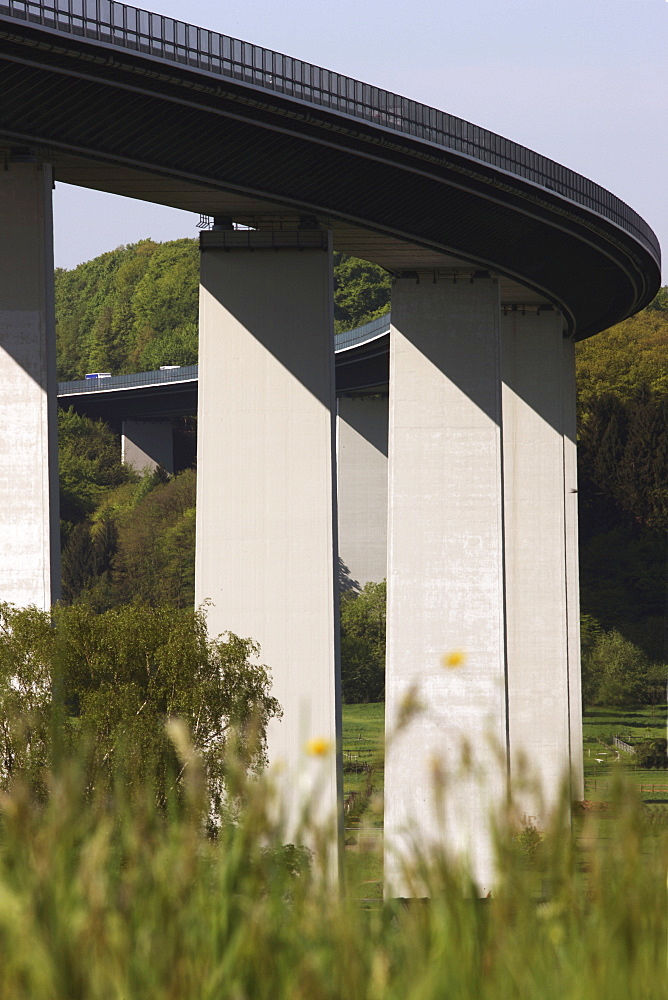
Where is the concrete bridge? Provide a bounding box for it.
[0,0,660,894]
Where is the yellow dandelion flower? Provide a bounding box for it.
[305,736,331,756]
[441,650,466,669]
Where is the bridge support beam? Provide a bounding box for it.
[384,276,507,897]
[501,309,582,823]
[122,418,174,474]
[0,160,60,610]
[195,231,342,874]
[337,395,388,591]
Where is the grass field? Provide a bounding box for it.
[343,702,668,809]
[342,700,668,895]
[341,702,385,810]
[582,704,665,745]
[583,704,667,803]
[0,705,663,996]
[341,703,385,899]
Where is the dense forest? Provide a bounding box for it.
[54,239,391,379]
[575,296,668,707]
[55,239,668,705]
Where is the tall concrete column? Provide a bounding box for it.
[122,419,174,474]
[384,275,507,898]
[501,309,575,824]
[0,160,60,610]
[195,230,342,871]
[336,395,388,591]
[563,336,584,801]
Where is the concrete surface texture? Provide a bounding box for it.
[0,161,60,610]
[501,309,572,822]
[384,276,508,898]
[194,234,342,874]
[337,395,389,591]
[122,418,174,474]
[562,337,584,801]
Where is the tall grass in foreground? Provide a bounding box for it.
[0,728,665,1000]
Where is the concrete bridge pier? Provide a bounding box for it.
[0,159,60,610]
[501,309,580,822]
[122,418,174,474]
[336,394,388,591]
[563,336,584,801]
[384,275,508,898]
[195,229,342,874]
[384,282,584,897]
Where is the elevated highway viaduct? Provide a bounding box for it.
[58,314,391,586]
[1,0,661,893]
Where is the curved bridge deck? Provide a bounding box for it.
[0,0,660,338]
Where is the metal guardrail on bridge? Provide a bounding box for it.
[58,364,198,396]
[0,0,659,259]
[57,319,391,397]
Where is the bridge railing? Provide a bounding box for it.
[0,0,660,261]
[334,314,390,352]
[58,364,198,395]
[57,321,385,398]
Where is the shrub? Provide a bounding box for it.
[340,580,386,703]
[0,601,281,815]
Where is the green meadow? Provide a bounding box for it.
[0,698,661,997]
[0,713,664,999]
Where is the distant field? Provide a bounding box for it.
[583,704,667,804]
[341,702,384,752]
[583,704,665,745]
[341,700,667,896]
[342,701,667,806]
[341,701,384,800]
[341,703,385,899]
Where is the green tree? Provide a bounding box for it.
[339,580,386,703]
[0,602,282,813]
[581,628,652,707]
[129,240,199,368]
[139,322,198,370]
[575,288,668,410]
[111,469,197,608]
[60,468,198,611]
[59,408,133,527]
[55,239,199,379]
[580,613,603,707]
[55,240,160,379]
[61,518,118,606]
[0,603,54,794]
[646,286,668,312]
[333,253,391,333]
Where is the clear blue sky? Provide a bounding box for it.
[53,0,668,283]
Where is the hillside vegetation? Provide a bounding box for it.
[55,240,391,379]
[575,292,668,705]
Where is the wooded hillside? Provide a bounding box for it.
[55,240,391,378]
